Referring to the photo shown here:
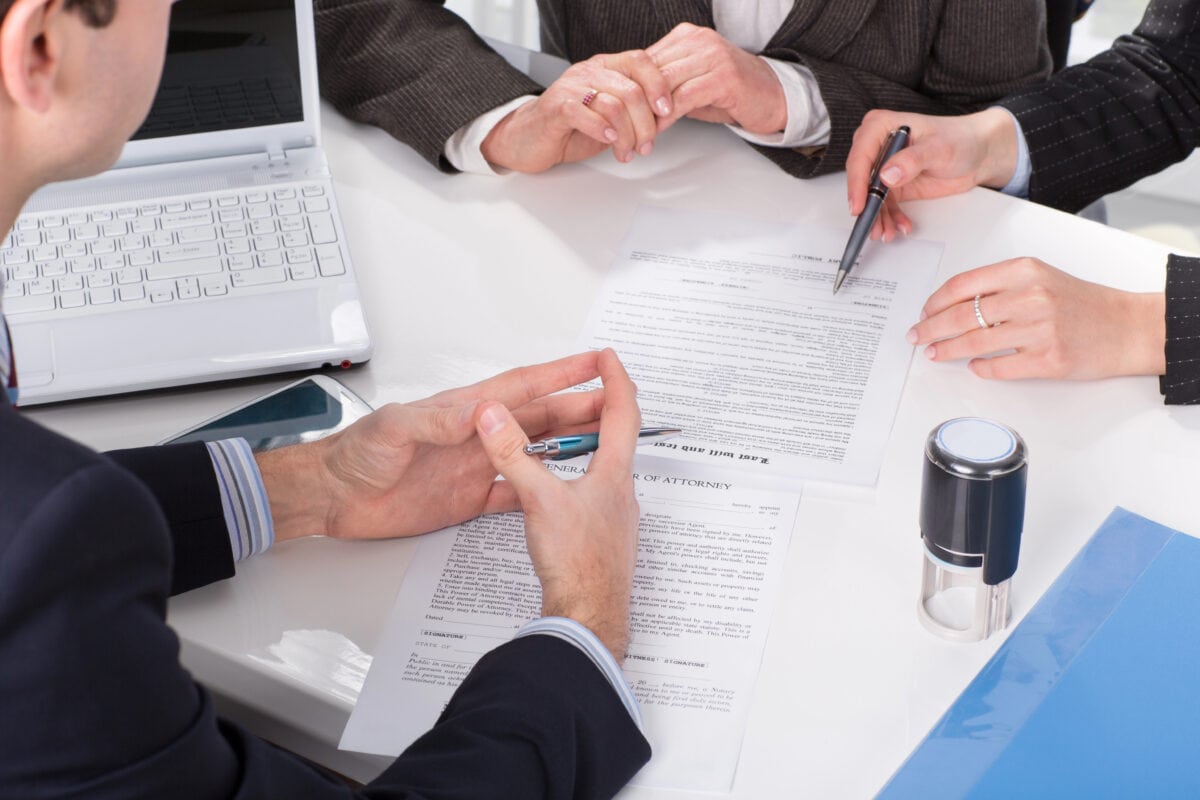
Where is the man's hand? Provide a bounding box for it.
[474,349,641,662]
[481,51,673,172]
[846,108,1022,241]
[908,258,1166,381]
[257,351,610,542]
[645,23,787,135]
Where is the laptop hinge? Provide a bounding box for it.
[267,145,287,164]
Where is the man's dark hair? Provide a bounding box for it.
[0,0,116,27]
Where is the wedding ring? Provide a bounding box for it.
[973,294,992,329]
[581,88,598,107]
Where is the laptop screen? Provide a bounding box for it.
[132,1,303,141]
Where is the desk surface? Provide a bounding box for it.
[29,107,1200,798]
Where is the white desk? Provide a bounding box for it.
[29,107,1200,797]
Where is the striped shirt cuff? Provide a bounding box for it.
[516,617,644,731]
[205,438,275,561]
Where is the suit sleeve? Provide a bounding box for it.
[759,2,1052,177]
[314,0,544,172]
[0,462,246,798]
[106,442,235,595]
[1000,0,1200,212]
[367,636,651,800]
[2,459,648,798]
[1161,254,1200,404]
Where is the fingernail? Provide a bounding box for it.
[657,97,671,115]
[900,221,912,237]
[882,230,893,243]
[848,197,853,214]
[604,128,618,142]
[906,328,918,345]
[622,151,634,163]
[639,141,653,156]
[881,166,901,185]
[919,309,928,321]
[458,400,480,425]
[924,345,937,360]
[479,405,506,436]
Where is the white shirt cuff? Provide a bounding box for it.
[996,106,1032,198]
[515,617,644,731]
[444,96,537,175]
[727,58,830,149]
[206,438,275,561]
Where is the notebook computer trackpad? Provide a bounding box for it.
[13,288,369,402]
[9,324,55,388]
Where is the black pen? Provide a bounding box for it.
[833,125,910,294]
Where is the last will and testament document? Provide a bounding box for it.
[578,206,941,485]
[340,457,801,792]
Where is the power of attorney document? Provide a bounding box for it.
[579,206,941,484]
[340,456,801,792]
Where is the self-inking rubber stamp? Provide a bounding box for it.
[918,418,1027,642]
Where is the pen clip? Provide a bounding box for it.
[869,129,899,184]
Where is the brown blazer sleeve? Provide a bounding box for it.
[1000,0,1200,213]
[315,0,544,172]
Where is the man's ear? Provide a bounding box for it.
[0,0,64,114]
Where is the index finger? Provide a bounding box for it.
[420,351,601,410]
[587,349,641,478]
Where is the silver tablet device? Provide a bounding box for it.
[162,374,372,450]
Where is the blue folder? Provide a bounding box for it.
[879,507,1200,798]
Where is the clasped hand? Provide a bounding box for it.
[482,23,787,172]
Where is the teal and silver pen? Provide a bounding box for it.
[524,426,683,460]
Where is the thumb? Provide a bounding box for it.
[877,144,937,191]
[475,402,554,500]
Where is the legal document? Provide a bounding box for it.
[579,206,941,484]
[340,456,801,791]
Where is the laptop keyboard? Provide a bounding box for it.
[1,182,347,317]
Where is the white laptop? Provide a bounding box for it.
[0,1,372,406]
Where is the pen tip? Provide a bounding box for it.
[832,272,844,294]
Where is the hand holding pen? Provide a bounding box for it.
[845,109,1023,242]
[472,348,644,661]
[834,125,910,294]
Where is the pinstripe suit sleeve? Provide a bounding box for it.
[315,0,544,172]
[1000,0,1200,213]
[1162,255,1200,404]
[758,2,1052,177]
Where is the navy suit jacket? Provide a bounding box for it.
[0,402,649,798]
